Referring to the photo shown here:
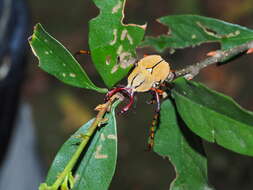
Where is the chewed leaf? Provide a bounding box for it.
[73,101,119,190]
[89,0,146,88]
[154,100,212,190]
[172,78,253,156]
[29,23,107,93]
[44,101,119,190]
[141,15,253,52]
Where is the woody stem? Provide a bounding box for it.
[173,40,253,80]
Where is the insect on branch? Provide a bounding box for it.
[172,40,253,80]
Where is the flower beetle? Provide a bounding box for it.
[105,55,174,149]
[105,54,174,114]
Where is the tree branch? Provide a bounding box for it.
[172,40,253,80]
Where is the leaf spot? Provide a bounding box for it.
[211,130,215,139]
[117,45,123,55]
[225,30,240,38]
[197,22,241,38]
[107,134,117,140]
[69,73,76,78]
[110,29,118,45]
[120,29,128,41]
[120,29,133,44]
[62,73,66,77]
[49,50,53,54]
[45,51,49,55]
[235,30,240,35]
[44,39,48,43]
[191,34,196,39]
[111,64,119,74]
[197,22,220,38]
[94,145,108,159]
[106,55,111,65]
[62,63,66,67]
[112,1,122,14]
[100,133,106,141]
[127,34,133,44]
[118,52,135,68]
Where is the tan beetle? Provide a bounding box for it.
[76,51,174,149]
[105,55,174,114]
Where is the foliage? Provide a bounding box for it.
[89,0,146,88]
[141,15,253,53]
[154,99,212,190]
[29,2,253,190]
[172,78,253,156]
[29,24,107,93]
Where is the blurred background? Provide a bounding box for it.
[1,0,253,189]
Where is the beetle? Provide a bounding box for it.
[105,55,175,149]
[75,51,174,149]
[105,54,174,114]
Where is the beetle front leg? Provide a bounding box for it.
[105,87,126,101]
[118,91,135,115]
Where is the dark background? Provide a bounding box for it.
[16,0,253,189]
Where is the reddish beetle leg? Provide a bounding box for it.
[105,87,135,115]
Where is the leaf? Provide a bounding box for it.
[29,23,107,93]
[172,78,253,156]
[89,0,146,88]
[154,99,212,190]
[73,102,119,190]
[141,15,253,52]
[44,101,119,190]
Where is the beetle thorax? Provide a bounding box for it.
[126,55,171,92]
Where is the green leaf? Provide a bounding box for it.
[141,15,253,52]
[154,99,212,190]
[89,0,146,88]
[172,78,253,156]
[73,102,118,190]
[29,23,107,93]
[44,101,118,190]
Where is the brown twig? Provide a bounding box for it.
[172,40,253,80]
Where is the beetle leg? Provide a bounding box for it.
[146,92,156,105]
[105,87,135,114]
[74,50,90,59]
[154,90,161,112]
[146,88,162,150]
[150,88,163,112]
[119,91,135,115]
[105,87,126,101]
[147,111,160,151]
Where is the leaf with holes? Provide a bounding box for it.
[29,23,107,93]
[89,0,146,88]
[43,101,119,190]
[141,15,253,52]
[172,78,253,156]
[154,99,212,190]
